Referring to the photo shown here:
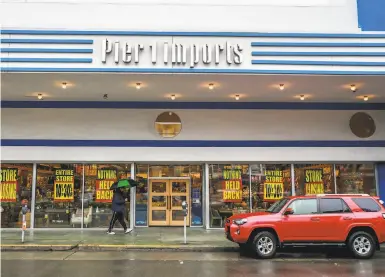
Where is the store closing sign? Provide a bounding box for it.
[305,169,324,195]
[264,170,284,200]
[54,169,74,202]
[0,168,18,202]
[222,167,242,202]
[96,169,117,202]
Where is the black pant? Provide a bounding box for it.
[108,211,127,232]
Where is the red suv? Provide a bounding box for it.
[225,194,385,259]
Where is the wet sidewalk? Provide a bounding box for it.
[0,227,236,251]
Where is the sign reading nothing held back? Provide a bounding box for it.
[305,169,324,194]
[96,169,117,202]
[0,168,18,202]
[54,169,74,202]
[222,167,242,203]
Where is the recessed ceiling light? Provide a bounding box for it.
[279,84,285,91]
[300,95,305,101]
[136,83,141,90]
[171,94,176,100]
[208,83,214,90]
[61,82,67,89]
[235,95,240,101]
[350,84,357,92]
[37,94,43,100]
[363,95,369,101]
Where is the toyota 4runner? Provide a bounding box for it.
[225,194,385,259]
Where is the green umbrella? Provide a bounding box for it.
[110,179,139,190]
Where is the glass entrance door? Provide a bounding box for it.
[149,179,190,226]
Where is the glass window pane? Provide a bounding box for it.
[35,164,82,228]
[294,164,335,195]
[190,165,203,226]
[287,199,318,215]
[209,164,250,228]
[251,164,291,212]
[320,198,344,213]
[1,164,33,228]
[135,165,148,226]
[336,164,377,195]
[352,198,381,212]
[84,164,130,228]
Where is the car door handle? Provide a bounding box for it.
[310,217,320,222]
[343,216,353,220]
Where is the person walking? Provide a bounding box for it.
[107,188,131,235]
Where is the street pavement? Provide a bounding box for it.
[2,251,385,277]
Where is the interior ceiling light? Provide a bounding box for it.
[235,95,240,101]
[62,82,67,89]
[363,95,369,101]
[350,84,357,92]
[300,95,305,101]
[171,94,176,100]
[279,84,285,91]
[208,83,214,90]
[37,94,43,100]
[136,83,141,90]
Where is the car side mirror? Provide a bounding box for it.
[284,208,294,215]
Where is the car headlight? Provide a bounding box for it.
[233,218,248,225]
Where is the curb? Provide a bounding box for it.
[1,244,238,252]
[0,244,78,251]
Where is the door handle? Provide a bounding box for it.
[310,217,320,222]
[343,216,352,220]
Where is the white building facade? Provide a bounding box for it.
[1,0,385,230]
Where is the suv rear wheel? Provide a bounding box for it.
[252,231,277,259]
[348,231,376,259]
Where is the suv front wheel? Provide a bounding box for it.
[252,231,277,259]
[348,231,376,259]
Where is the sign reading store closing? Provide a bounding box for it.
[0,168,18,202]
[54,169,74,202]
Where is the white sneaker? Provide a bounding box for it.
[124,229,132,234]
[107,232,115,235]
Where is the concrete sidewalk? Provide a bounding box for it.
[0,227,236,252]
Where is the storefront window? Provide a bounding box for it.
[251,164,291,212]
[190,165,203,226]
[35,164,82,228]
[295,164,335,195]
[336,164,377,195]
[135,164,148,226]
[84,164,131,228]
[1,164,33,228]
[209,164,250,228]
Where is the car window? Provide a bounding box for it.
[287,199,317,215]
[320,198,351,214]
[352,198,381,212]
[267,198,289,213]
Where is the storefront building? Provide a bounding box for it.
[1,0,385,230]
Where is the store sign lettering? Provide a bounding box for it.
[305,169,324,195]
[0,168,18,202]
[102,40,243,68]
[264,170,284,200]
[96,169,117,203]
[54,169,74,202]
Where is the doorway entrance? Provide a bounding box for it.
[149,179,190,226]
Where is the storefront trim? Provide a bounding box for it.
[2,139,385,148]
[30,163,37,229]
[3,30,385,38]
[3,101,385,110]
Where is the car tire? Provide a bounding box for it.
[348,231,376,259]
[252,231,277,259]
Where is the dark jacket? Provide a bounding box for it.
[111,189,126,213]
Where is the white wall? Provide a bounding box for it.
[2,108,384,162]
[1,0,360,32]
